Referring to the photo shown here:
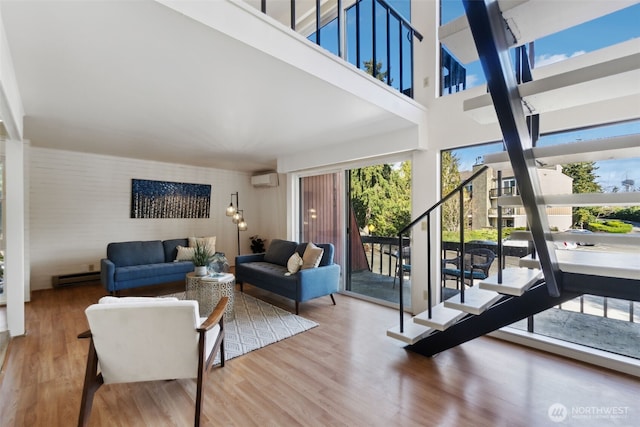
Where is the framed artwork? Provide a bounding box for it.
[131,179,211,218]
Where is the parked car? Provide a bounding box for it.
[555,240,578,250]
[565,229,596,246]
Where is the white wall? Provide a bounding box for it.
[28,147,284,291]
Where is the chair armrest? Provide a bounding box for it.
[472,261,492,269]
[198,297,229,332]
[442,257,460,267]
[78,330,92,339]
[100,258,116,291]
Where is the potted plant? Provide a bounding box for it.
[192,242,212,276]
[250,235,266,254]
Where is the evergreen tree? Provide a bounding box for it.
[364,59,391,84]
[562,162,602,228]
[350,162,411,237]
[441,151,466,232]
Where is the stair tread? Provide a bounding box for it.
[386,323,435,345]
[443,287,502,315]
[556,250,640,280]
[519,255,541,269]
[414,303,466,331]
[463,46,640,124]
[479,268,542,296]
[498,192,638,207]
[544,192,639,207]
[483,134,640,171]
[509,230,639,246]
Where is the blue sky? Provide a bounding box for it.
[442,1,640,89]
[443,1,640,192]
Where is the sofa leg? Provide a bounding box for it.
[295,301,299,315]
[330,294,336,306]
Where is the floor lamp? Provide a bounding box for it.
[226,192,247,256]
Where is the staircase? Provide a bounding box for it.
[387,0,640,353]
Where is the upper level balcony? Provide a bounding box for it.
[241,0,423,99]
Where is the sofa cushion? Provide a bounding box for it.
[296,242,334,266]
[301,243,324,270]
[108,241,165,267]
[175,245,195,261]
[188,236,216,254]
[263,239,298,266]
[114,262,193,282]
[287,253,303,274]
[163,238,189,262]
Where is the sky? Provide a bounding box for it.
[442,1,640,192]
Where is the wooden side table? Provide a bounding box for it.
[185,272,235,320]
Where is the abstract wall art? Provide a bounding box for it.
[131,179,211,218]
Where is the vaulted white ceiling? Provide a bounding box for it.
[0,0,421,172]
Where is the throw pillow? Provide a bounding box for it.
[287,252,303,274]
[175,245,196,261]
[188,236,216,254]
[302,242,324,270]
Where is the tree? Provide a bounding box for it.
[562,162,602,193]
[363,59,391,84]
[562,162,602,228]
[350,162,411,237]
[441,151,470,232]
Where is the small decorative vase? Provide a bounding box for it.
[208,252,230,274]
[194,265,207,276]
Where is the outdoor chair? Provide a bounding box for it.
[442,247,496,289]
[392,247,411,288]
[77,295,228,427]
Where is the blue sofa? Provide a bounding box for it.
[101,239,194,293]
[235,239,340,314]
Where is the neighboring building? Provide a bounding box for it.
[469,164,573,231]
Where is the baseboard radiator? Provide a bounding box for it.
[52,271,101,288]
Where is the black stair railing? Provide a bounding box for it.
[396,165,489,333]
[256,0,422,98]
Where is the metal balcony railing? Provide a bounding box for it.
[489,186,519,198]
[250,0,422,98]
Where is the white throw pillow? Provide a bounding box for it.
[188,236,216,254]
[287,252,304,274]
[175,245,196,261]
[302,243,324,270]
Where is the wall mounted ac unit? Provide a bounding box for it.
[251,172,279,187]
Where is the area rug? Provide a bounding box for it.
[168,291,317,364]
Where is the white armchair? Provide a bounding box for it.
[78,295,228,427]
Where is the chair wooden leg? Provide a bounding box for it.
[330,294,336,305]
[78,338,104,427]
[195,369,204,427]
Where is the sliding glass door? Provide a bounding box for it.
[345,162,412,308]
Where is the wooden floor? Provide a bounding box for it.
[0,282,638,427]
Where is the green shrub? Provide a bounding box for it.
[606,207,640,223]
[442,228,521,243]
[587,220,633,233]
